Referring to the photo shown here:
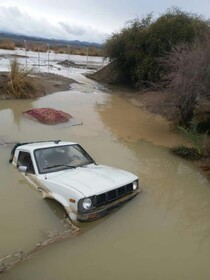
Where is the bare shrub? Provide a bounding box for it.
[7,59,34,98]
[162,38,210,124]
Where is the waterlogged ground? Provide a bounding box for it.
[0,50,210,280]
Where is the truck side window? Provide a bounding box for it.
[17,151,35,174]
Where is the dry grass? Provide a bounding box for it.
[0,40,15,50]
[27,43,103,56]
[0,38,103,56]
[7,59,34,98]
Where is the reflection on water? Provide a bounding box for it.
[0,78,210,280]
[0,99,34,132]
[97,94,185,147]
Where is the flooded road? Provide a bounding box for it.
[0,76,210,280]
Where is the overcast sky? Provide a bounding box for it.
[0,0,210,43]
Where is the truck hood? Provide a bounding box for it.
[45,164,138,197]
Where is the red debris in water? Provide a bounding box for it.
[23,108,72,125]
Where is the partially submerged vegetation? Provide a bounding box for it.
[7,59,34,98]
[171,120,208,160]
[171,146,202,160]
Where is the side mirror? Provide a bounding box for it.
[18,165,28,174]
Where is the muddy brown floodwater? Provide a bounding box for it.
[0,76,210,280]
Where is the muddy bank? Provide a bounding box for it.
[88,63,210,128]
[0,71,76,99]
[87,65,180,122]
[58,59,101,71]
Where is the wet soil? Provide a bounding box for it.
[0,71,76,99]
[58,59,101,70]
[108,86,180,122]
[87,68,181,123]
[88,63,210,126]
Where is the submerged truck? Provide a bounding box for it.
[10,140,141,222]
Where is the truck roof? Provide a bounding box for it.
[17,141,77,151]
[9,140,77,162]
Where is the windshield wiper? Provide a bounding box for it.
[76,160,95,168]
[43,164,76,170]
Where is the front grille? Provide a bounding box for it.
[95,183,134,207]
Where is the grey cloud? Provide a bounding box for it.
[59,22,86,36]
[58,21,108,42]
[0,6,107,42]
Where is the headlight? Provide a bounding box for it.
[133,180,138,190]
[78,197,94,213]
[82,198,92,210]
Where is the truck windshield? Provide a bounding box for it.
[34,144,94,174]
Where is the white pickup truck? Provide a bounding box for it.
[10,140,141,222]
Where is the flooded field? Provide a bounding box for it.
[0,51,210,280]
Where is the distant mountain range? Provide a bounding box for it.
[0,31,102,48]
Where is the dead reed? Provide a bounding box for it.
[7,58,34,98]
[0,40,15,50]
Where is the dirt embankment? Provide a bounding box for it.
[88,63,183,122]
[0,72,76,99]
[89,63,210,126]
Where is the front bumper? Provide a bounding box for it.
[77,188,142,222]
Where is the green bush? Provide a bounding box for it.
[177,120,208,155]
[104,8,209,87]
[170,119,208,160]
[170,145,202,160]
